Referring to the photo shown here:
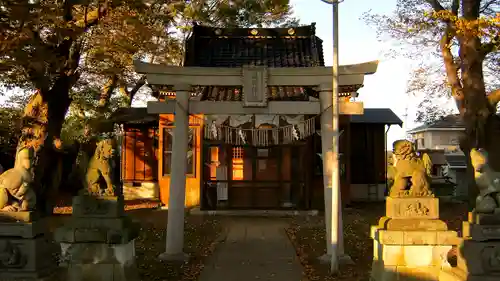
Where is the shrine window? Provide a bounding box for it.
[162,127,196,176]
[232,147,244,180]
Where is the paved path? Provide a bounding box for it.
[198,218,305,281]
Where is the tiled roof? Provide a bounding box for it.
[184,24,324,68]
[408,114,464,133]
[150,24,363,102]
[408,113,500,133]
[350,108,403,125]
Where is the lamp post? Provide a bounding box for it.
[319,0,345,274]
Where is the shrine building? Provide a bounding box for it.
[112,24,402,210]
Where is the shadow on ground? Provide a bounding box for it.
[287,201,468,281]
[48,204,223,281]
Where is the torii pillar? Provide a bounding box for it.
[158,84,191,261]
[318,84,354,265]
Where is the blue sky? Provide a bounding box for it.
[291,0,416,147]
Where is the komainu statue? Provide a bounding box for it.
[84,137,116,196]
[388,139,433,197]
[470,148,500,213]
[0,146,36,212]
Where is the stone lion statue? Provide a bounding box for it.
[470,148,500,213]
[0,146,36,212]
[388,140,433,197]
[84,138,116,196]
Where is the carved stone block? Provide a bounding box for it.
[468,211,500,225]
[72,195,125,218]
[55,216,139,244]
[61,241,139,281]
[386,197,439,220]
[380,217,448,231]
[373,229,458,246]
[242,67,268,107]
[0,219,46,239]
[458,240,500,276]
[0,223,57,280]
[463,222,500,241]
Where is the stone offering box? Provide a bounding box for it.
[370,197,460,281]
[0,211,57,280]
[440,210,500,281]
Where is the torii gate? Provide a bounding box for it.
[133,60,379,260]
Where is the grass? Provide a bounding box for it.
[47,199,223,281]
[286,201,468,281]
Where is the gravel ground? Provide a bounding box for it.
[286,201,469,281]
[46,199,223,281]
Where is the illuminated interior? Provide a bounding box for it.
[232,147,244,180]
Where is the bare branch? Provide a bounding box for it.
[128,76,146,99]
[98,75,118,108]
[74,1,110,30]
[481,35,500,57]
[426,0,446,12]
[480,0,499,14]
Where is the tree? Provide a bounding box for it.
[0,0,298,214]
[364,0,500,207]
[92,0,299,109]
[0,0,175,214]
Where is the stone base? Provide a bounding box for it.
[55,195,140,245]
[372,260,443,281]
[0,219,57,281]
[55,216,139,244]
[439,267,500,281]
[371,226,459,246]
[317,253,355,265]
[452,239,500,278]
[371,197,458,281]
[63,241,139,281]
[71,195,125,218]
[386,197,439,220]
[158,251,190,262]
[56,195,140,281]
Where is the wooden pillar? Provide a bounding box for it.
[159,84,190,261]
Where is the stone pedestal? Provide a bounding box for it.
[439,210,500,281]
[370,197,459,281]
[55,195,140,281]
[0,212,57,280]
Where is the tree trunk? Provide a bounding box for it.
[18,78,72,216]
[457,32,500,210]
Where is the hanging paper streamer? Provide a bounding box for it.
[292,125,299,140]
[202,114,317,146]
[238,129,246,145]
[210,121,218,139]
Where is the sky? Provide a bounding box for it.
[290,0,417,148]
